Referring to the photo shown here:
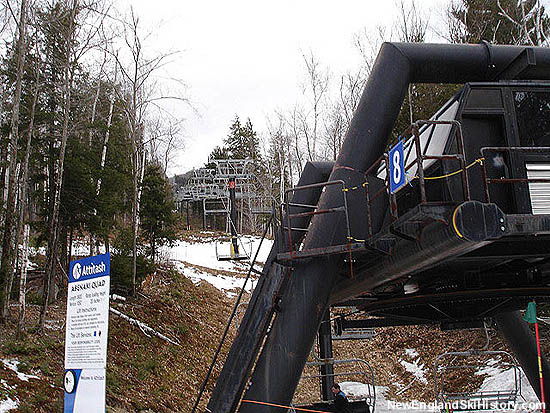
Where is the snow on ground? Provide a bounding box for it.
[338,360,543,413]
[1,360,39,382]
[163,235,273,273]
[70,239,106,256]
[340,383,434,413]
[0,379,18,412]
[479,367,541,411]
[405,348,419,358]
[475,357,503,377]
[29,239,107,259]
[400,359,428,384]
[0,397,18,413]
[172,262,258,297]
[163,233,273,296]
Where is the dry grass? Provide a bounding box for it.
[0,262,241,412]
[2,231,550,411]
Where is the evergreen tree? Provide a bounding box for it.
[206,145,229,168]
[448,0,550,45]
[224,115,262,162]
[139,162,177,262]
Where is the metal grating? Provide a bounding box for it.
[526,163,550,214]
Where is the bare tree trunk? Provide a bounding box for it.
[132,147,145,296]
[12,52,39,317]
[0,81,11,236]
[131,142,138,296]
[16,224,29,337]
[286,135,294,188]
[88,54,106,147]
[4,162,21,312]
[0,0,28,322]
[96,65,116,196]
[40,0,78,332]
[68,225,73,273]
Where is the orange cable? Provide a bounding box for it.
[241,399,331,413]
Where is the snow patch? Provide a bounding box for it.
[405,348,419,358]
[340,381,372,399]
[400,359,428,384]
[164,233,273,296]
[2,359,39,382]
[174,262,257,297]
[163,234,273,274]
[44,319,63,330]
[0,380,14,390]
[480,367,540,409]
[475,357,503,376]
[0,397,18,412]
[372,386,434,413]
[70,239,106,256]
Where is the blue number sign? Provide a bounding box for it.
[389,140,405,193]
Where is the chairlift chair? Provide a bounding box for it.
[434,349,521,412]
[215,237,251,261]
[293,358,376,413]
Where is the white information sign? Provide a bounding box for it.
[64,253,110,413]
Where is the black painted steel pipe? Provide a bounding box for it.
[206,162,333,413]
[331,201,506,303]
[238,43,550,413]
[495,311,550,404]
[229,178,239,255]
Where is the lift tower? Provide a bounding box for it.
[206,43,550,412]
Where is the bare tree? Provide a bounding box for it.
[39,0,79,331]
[323,101,346,161]
[396,0,428,125]
[147,116,186,175]
[300,51,329,161]
[266,113,291,203]
[14,31,41,333]
[0,0,28,322]
[353,25,390,74]
[109,7,182,296]
[497,0,550,46]
[40,0,111,331]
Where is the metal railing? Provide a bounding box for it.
[280,180,352,259]
[480,146,550,203]
[294,358,376,412]
[364,120,469,238]
[434,350,521,412]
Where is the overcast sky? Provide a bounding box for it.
[121,0,447,176]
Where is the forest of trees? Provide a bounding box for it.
[258,0,550,203]
[0,0,184,333]
[0,0,549,335]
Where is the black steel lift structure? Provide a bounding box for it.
[203,42,550,413]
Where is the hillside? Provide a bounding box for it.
[0,231,547,412]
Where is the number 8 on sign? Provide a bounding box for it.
[389,140,405,193]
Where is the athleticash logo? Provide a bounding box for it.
[72,261,106,280]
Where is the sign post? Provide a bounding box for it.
[64,253,110,413]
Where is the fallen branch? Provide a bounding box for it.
[109,307,181,346]
[396,376,417,395]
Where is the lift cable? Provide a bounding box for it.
[219,195,255,258]
[191,214,274,413]
[240,399,331,413]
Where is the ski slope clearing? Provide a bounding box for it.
[163,233,273,297]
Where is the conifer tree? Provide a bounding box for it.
[448,0,550,45]
[139,162,177,262]
[224,115,262,162]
